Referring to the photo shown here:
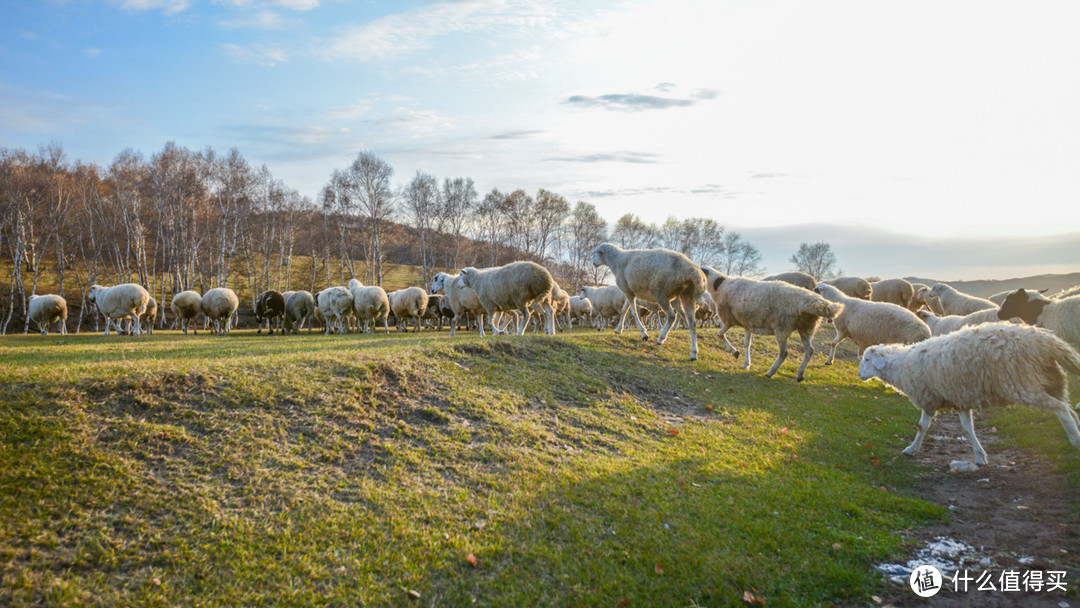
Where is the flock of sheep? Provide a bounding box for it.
[23,243,1080,466]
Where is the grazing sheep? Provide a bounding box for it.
[579,285,628,332]
[386,286,429,333]
[998,289,1080,352]
[927,283,996,316]
[201,287,240,335]
[431,272,486,337]
[28,294,67,336]
[316,286,354,335]
[813,283,931,364]
[139,296,158,335]
[283,290,315,334]
[348,279,390,335]
[457,261,554,337]
[763,272,817,291]
[869,278,915,308]
[255,290,286,334]
[89,283,150,336]
[823,276,872,300]
[704,269,843,381]
[911,284,944,315]
[859,323,1080,465]
[568,295,594,328]
[170,290,202,335]
[916,308,1008,337]
[590,243,706,360]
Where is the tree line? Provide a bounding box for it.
[1,142,773,334]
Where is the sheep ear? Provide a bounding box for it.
[712,277,723,290]
[866,349,887,372]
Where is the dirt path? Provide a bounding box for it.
[879,414,1080,607]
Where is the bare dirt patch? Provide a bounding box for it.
[879,413,1080,607]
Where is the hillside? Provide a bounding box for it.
[3,329,1079,606]
[904,272,1080,298]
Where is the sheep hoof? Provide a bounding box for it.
[257,329,262,334]
[796,376,805,383]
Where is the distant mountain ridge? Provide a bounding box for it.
[902,272,1080,299]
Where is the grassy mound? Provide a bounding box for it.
[2,329,950,607]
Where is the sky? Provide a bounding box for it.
[2,0,1079,281]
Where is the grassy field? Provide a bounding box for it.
[1,326,1076,607]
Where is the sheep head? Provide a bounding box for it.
[997,288,1048,325]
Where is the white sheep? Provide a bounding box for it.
[703,268,843,381]
[997,289,1080,353]
[431,272,486,337]
[813,283,931,364]
[927,283,996,316]
[140,296,158,335]
[388,286,429,333]
[579,285,628,332]
[916,308,1007,337]
[568,295,594,328]
[590,243,706,360]
[823,276,872,300]
[201,287,239,335]
[762,271,816,291]
[869,278,915,308]
[28,294,67,336]
[316,286,354,335]
[1053,285,1080,300]
[89,283,150,336]
[457,261,554,336]
[283,290,315,334]
[911,284,944,315]
[170,290,202,335]
[348,279,390,334]
[859,323,1080,465]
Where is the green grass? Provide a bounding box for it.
[0,328,955,607]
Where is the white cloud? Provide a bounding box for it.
[374,107,453,137]
[215,0,319,10]
[111,0,191,16]
[223,43,288,66]
[83,48,102,57]
[218,10,286,29]
[323,0,558,62]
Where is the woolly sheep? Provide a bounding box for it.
[201,287,239,335]
[823,276,872,300]
[911,284,944,315]
[579,285,627,332]
[988,288,1047,305]
[763,271,816,291]
[140,296,158,335]
[387,286,429,333]
[813,283,931,364]
[927,283,996,316]
[998,289,1080,353]
[316,286,354,335]
[1053,285,1080,300]
[421,293,448,331]
[590,243,706,360]
[283,290,315,334]
[869,278,915,308]
[916,308,1007,337]
[28,294,67,336]
[568,295,593,328]
[170,290,202,335]
[255,290,286,335]
[704,269,843,382]
[431,272,486,338]
[89,283,150,337]
[348,279,390,335]
[859,323,1080,465]
[551,283,571,329]
[457,261,555,337]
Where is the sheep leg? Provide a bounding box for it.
[516,305,532,335]
[626,297,650,342]
[793,328,815,382]
[656,299,678,345]
[957,410,989,466]
[449,313,459,337]
[615,300,630,334]
[903,410,934,456]
[1038,395,1080,449]
[717,323,741,359]
[546,303,555,336]
[680,294,698,360]
[766,333,789,378]
[741,331,753,370]
[825,330,846,365]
